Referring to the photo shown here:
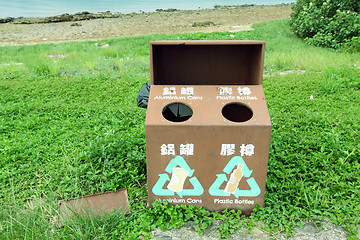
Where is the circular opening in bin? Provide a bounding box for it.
[222,103,253,122]
[162,103,193,122]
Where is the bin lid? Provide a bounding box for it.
[150,40,265,86]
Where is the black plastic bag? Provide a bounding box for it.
[136,81,150,108]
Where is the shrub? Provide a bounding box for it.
[289,0,360,50]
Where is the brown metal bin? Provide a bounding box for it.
[145,40,271,215]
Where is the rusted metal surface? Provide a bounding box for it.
[59,189,130,222]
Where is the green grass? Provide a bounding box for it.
[0,19,359,239]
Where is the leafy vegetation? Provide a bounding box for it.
[0,19,359,239]
[289,0,360,51]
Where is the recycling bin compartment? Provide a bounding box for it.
[145,40,271,215]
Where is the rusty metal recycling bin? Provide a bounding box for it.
[145,40,271,215]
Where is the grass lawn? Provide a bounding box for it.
[0,19,359,239]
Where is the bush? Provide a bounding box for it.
[289,0,360,50]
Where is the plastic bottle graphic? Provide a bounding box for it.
[167,167,189,192]
[224,164,244,194]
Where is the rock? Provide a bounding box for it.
[70,22,82,27]
[75,11,90,15]
[7,11,122,24]
[156,8,179,12]
[0,17,14,23]
[192,21,216,27]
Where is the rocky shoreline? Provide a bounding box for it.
[0,11,119,24]
[0,4,293,46]
[0,4,285,24]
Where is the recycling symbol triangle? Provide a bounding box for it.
[152,156,204,197]
[209,156,261,197]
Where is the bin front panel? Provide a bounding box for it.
[145,85,271,214]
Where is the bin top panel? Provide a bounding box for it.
[150,40,265,86]
[145,85,271,127]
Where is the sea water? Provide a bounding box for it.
[0,0,295,18]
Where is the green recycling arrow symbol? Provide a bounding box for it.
[152,174,174,196]
[223,156,253,177]
[152,156,203,197]
[165,156,195,176]
[234,177,261,197]
[209,174,230,197]
[177,177,204,197]
[209,156,261,197]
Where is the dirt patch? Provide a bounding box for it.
[0,4,293,46]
